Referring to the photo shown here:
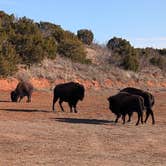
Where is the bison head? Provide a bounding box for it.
[107,97,113,110]
[11,91,19,102]
[75,83,85,101]
[79,86,85,101]
[79,93,84,101]
[107,96,117,112]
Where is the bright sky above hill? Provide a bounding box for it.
[1,0,166,48]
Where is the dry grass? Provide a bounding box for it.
[0,89,165,165]
[13,45,166,90]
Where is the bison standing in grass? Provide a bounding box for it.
[11,81,34,102]
[108,92,145,125]
[120,87,155,124]
[52,82,85,113]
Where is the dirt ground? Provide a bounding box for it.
[0,89,165,166]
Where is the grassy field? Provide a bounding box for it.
[0,89,165,166]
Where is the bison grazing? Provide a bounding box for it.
[108,92,145,125]
[120,87,155,124]
[11,81,34,102]
[52,82,85,113]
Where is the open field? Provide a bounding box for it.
[0,89,165,166]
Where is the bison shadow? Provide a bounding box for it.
[53,118,114,125]
[0,100,11,103]
[2,108,49,113]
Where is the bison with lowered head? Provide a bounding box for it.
[108,92,145,125]
[11,81,34,102]
[120,87,155,124]
[52,82,85,113]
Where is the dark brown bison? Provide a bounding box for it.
[52,82,85,113]
[120,87,155,124]
[108,92,145,125]
[11,81,34,102]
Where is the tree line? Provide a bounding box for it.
[0,11,165,76]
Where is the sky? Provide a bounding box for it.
[0,0,166,48]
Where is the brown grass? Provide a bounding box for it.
[0,89,165,165]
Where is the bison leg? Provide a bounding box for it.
[122,114,126,124]
[27,95,31,103]
[144,111,150,123]
[73,106,77,113]
[150,110,155,125]
[71,101,78,113]
[72,102,78,113]
[19,96,23,102]
[141,112,143,124]
[59,99,65,112]
[115,114,121,123]
[136,111,142,126]
[145,108,155,124]
[52,96,58,112]
[68,102,73,113]
[127,112,132,122]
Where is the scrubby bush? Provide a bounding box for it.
[107,37,131,56]
[107,37,139,71]
[14,17,39,35]
[122,48,139,71]
[158,48,166,56]
[39,22,65,43]
[0,11,92,75]
[42,37,57,59]
[77,29,94,45]
[57,37,90,64]
[0,42,19,76]
[0,12,60,76]
[150,56,166,70]
[10,34,43,64]
[10,19,57,65]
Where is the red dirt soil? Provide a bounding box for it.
[0,78,166,91]
[0,89,165,165]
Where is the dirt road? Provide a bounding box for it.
[0,89,165,166]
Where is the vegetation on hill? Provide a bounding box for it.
[0,11,90,76]
[0,10,166,77]
[107,37,139,71]
[77,29,94,45]
[107,37,166,71]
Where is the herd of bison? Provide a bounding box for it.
[10,81,155,126]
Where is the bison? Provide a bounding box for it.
[11,81,34,102]
[108,92,145,125]
[120,87,155,124]
[52,82,85,113]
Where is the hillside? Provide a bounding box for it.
[0,11,166,91]
[0,45,165,91]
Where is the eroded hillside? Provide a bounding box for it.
[1,46,166,91]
